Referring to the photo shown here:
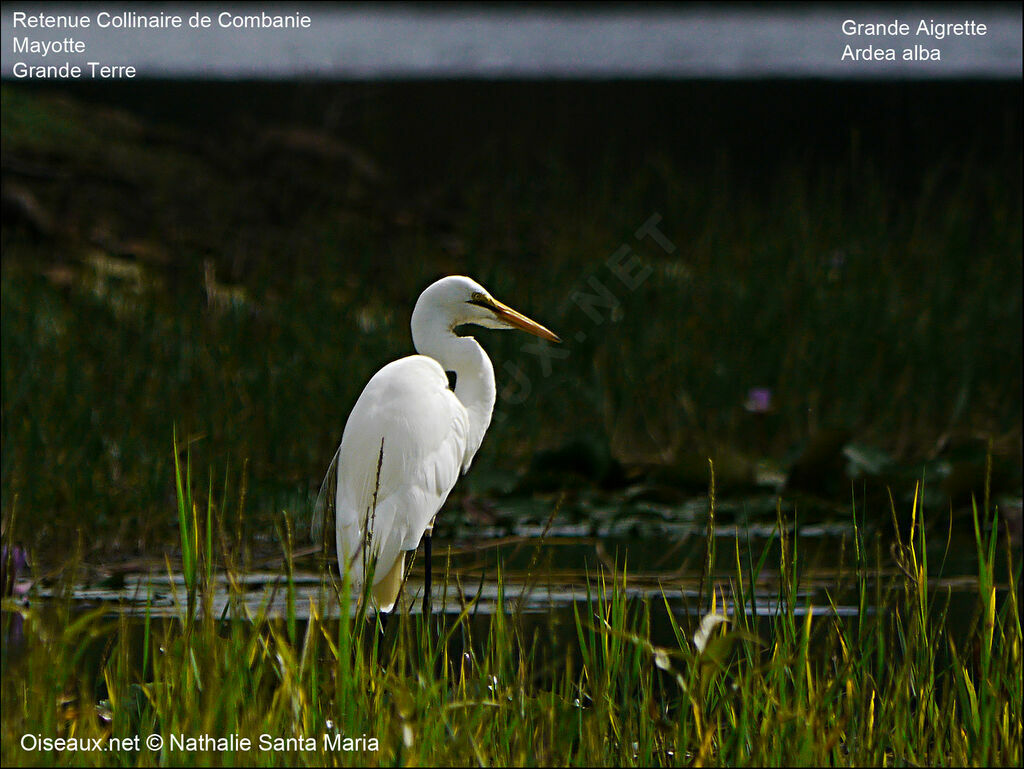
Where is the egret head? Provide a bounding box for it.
[413,275,560,343]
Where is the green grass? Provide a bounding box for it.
[1,79,1021,766]
[1,82,1020,558]
[2,463,1020,766]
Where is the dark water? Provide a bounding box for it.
[3,501,1003,705]
[14,512,990,624]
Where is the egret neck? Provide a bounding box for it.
[410,305,496,476]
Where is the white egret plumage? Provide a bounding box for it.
[312,275,559,614]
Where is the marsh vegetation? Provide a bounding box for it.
[2,80,1021,765]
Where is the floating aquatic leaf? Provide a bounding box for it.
[843,442,893,477]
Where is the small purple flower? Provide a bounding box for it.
[2,545,29,653]
[2,545,29,598]
[744,387,773,414]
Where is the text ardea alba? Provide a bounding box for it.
[312,276,560,613]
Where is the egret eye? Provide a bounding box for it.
[466,294,494,310]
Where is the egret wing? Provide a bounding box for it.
[334,356,470,584]
[310,441,341,550]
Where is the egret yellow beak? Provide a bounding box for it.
[474,295,561,343]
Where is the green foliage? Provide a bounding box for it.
[1,78,1021,766]
[2,467,1020,766]
[1,83,1021,555]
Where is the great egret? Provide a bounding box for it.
[312,275,560,614]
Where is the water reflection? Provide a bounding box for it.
[26,556,980,622]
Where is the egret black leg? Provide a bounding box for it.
[422,532,432,616]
